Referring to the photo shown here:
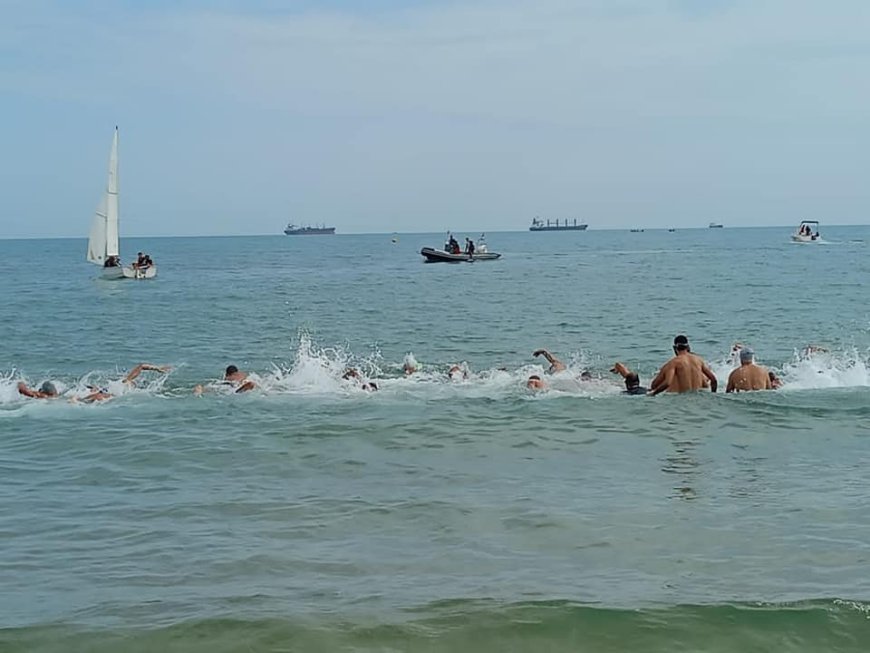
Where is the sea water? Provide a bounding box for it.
[1,227,870,651]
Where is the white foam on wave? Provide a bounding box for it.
[710,346,870,392]
[0,365,173,407]
[256,333,623,400]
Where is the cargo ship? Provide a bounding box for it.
[284,223,336,235]
[529,217,588,231]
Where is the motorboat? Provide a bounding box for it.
[708,222,724,228]
[421,233,501,263]
[791,220,821,243]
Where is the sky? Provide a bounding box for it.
[1,0,870,237]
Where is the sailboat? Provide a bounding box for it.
[86,127,157,279]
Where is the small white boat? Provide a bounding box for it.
[86,127,157,279]
[791,220,821,243]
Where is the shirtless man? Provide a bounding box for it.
[17,381,59,399]
[526,374,546,390]
[610,362,649,395]
[90,363,170,401]
[726,348,773,392]
[221,365,255,393]
[194,364,255,395]
[342,367,378,391]
[649,335,718,395]
[78,363,171,402]
[532,349,566,373]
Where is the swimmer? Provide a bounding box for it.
[17,380,59,399]
[77,363,171,402]
[448,364,468,381]
[342,368,378,391]
[649,335,718,395]
[610,362,649,395]
[402,353,418,375]
[726,347,773,392]
[526,374,546,390]
[768,371,783,389]
[532,349,566,373]
[802,345,829,357]
[194,364,254,395]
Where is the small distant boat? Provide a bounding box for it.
[668,228,676,232]
[86,127,157,280]
[284,223,336,235]
[421,233,501,263]
[708,222,724,229]
[630,228,645,233]
[529,217,588,231]
[791,220,821,243]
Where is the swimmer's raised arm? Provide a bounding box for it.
[532,349,566,373]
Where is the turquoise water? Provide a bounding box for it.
[2,227,870,651]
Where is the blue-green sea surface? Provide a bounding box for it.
[1,227,869,651]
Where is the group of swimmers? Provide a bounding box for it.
[526,335,784,395]
[15,334,797,403]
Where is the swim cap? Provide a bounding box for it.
[673,335,689,346]
[39,381,57,396]
[739,347,755,363]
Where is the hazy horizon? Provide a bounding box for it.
[2,1,869,238]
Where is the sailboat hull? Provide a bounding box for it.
[122,265,158,279]
[100,266,125,280]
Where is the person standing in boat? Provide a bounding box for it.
[465,238,475,258]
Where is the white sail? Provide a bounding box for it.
[86,194,108,264]
[86,127,119,264]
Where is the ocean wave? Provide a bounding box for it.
[1,599,868,653]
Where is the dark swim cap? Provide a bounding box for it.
[39,381,58,396]
[673,334,690,349]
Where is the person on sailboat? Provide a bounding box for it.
[104,255,121,268]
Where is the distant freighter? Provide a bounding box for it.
[529,217,588,232]
[284,223,336,235]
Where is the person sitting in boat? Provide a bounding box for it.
[143,254,153,268]
[104,255,121,268]
[447,235,460,254]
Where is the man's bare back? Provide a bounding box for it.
[650,336,718,395]
[726,364,771,392]
[726,348,772,392]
